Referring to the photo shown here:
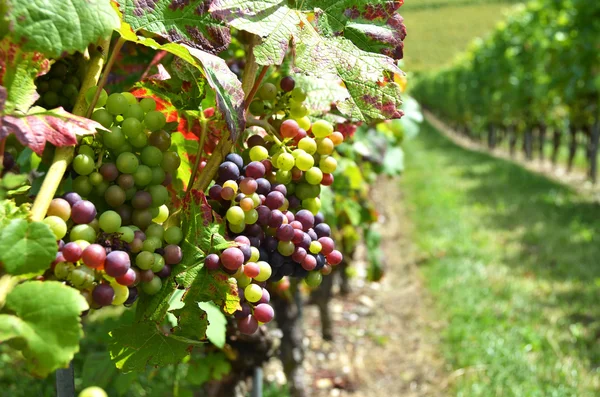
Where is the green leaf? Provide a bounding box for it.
[0,219,57,276]
[1,107,104,156]
[198,301,227,348]
[382,146,404,175]
[171,131,199,192]
[109,322,190,373]
[118,0,230,54]
[4,0,119,58]
[0,38,50,113]
[293,75,349,115]
[0,200,30,228]
[0,281,89,377]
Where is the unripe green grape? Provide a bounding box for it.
[49,79,63,92]
[150,207,160,218]
[116,152,139,174]
[105,185,126,207]
[295,151,314,171]
[42,91,59,107]
[85,86,108,108]
[128,132,148,149]
[103,126,126,149]
[99,210,122,233]
[236,273,252,288]
[227,206,245,225]
[136,251,155,270]
[249,247,260,262]
[295,182,319,200]
[244,209,258,224]
[70,224,96,243]
[161,151,181,173]
[91,109,113,129]
[111,283,130,305]
[121,92,138,105]
[291,87,307,102]
[54,262,74,280]
[319,156,337,173]
[290,104,308,118]
[229,222,246,234]
[78,145,95,158]
[254,261,272,282]
[69,266,95,289]
[118,226,135,243]
[312,120,333,138]
[302,197,321,215]
[142,275,163,295]
[144,110,166,131]
[95,181,110,196]
[244,284,263,302]
[139,97,157,113]
[133,165,153,186]
[277,152,295,171]
[295,116,311,131]
[122,117,143,138]
[151,167,166,185]
[89,172,103,186]
[62,84,78,99]
[141,146,164,167]
[73,175,93,196]
[125,187,136,200]
[298,137,317,154]
[309,241,322,254]
[257,83,277,100]
[305,167,323,185]
[106,93,130,115]
[143,236,162,252]
[43,216,67,240]
[305,271,323,287]
[73,154,95,176]
[164,226,183,245]
[146,223,164,240]
[250,193,261,208]
[277,240,295,256]
[249,145,269,162]
[115,143,134,156]
[124,103,145,121]
[317,138,334,155]
[151,253,166,273]
[292,149,305,158]
[275,170,292,184]
[152,204,169,224]
[249,100,266,116]
[148,185,169,207]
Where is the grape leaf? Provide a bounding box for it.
[0,107,104,156]
[109,322,191,373]
[0,281,89,377]
[0,219,57,276]
[382,146,404,175]
[293,75,349,115]
[300,0,407,60]
[198,301,227,348]
[210,0,404,121]
[187,352,231,385]
[117,0,230,54]
[0,38,51,113]
[0,200,30,228]
[3,0,119,58]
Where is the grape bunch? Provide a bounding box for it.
[35,59,82,111]
[42,91,183,309]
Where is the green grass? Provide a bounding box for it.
[401,122,600,396]
[402,1,519,72]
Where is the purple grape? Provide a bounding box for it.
[280,76,295,92]
[205,253,221,270]
[307,229,318,241]
[209,184,223,200]
[285,211,295,224]
[265,191,285,210]
[225,153,244,170]
[220,247,244,270]
[156,264,172,278]
[292,247,307,263]
[234,236,251,245]
[99,163,119,181]
[288,196,301,209]
[254,303,274,323]
[272,184,287,196]
[259,289,271,304]
[237,315,258,334]
[276,224,294,241]
[247,135,265,148]
[249,237,261,248]
[244,161,265,179]
[139,269,155,282]
[256,205,271,226]
[104,250,131,277]
[124,286,139,306]
[268,210,284,228]
[314,212,324,225]
[62,242,83,262]
[299,233,312,249]
[269,251,285,268]
[132,191,152,209]
[295,209,314,231]
[239,244,252,262]
[265,236,278,252]
[93,284,115,306]
[245,223,263,237]
[281,262,295,276]
[63,192,82,206]
[315,253,326,270]
[218,161,240,181]
[259,247,270,262]
[116,204,133,225]
[256,178,271,195]
[163,245,182,265]
[314,223,331,238]
[71,200,97,224]
[235,303,252,319]
[134,230,146,241]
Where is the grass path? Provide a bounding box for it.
[401,121,600,396]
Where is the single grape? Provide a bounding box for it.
[70,224,96,243]
[141,276,162,295]
[151,166,166,185]
[139,97,157,112]
[237,315,259,335]
[47,198,71,221]
[124,286,139,306]
[92,284,115,306]
[280,76,295,92]
[249,100,266,116]
[291,87,307,102]
[144,110,166,131]
[301,254,317,271]
[220,247,244,270]
[205,253,221,270]
[142,236,162,252]
[149,130,172,152]
[99,163,119,182]
[312,120,333,138]
[98,210,122,233]
[132,209,153,229]
[122,117,143,138]
[327,250,343,265]
[305,271,323,287]
[226,206,245,225]
[254,261,272,282]
[105,185,126,208]
[111,282,130,305]
[118,226,135,243]
[302,197,321,215]
[128,131,148,148]
[146,223,164,240]
[253,303,274,323]
[73,154,95,176]
[257,83,277,100]
[148,185,169,207]
[156,264,171,278]
[62,242,83,262]
[295,152,314,172]
[245,161,266,179]
[290,104,308,119]
[249,146,269,162]
[133,165,153,186]
[79,386,108,397]
[72,175,93,196]
[71,200,97,224]
[280,119,300,138]
[161,151,181,173]
[265,191,285,210]
[330,131,344,145]
[103,126,127,149]
[116,152,139,174]
[321,173,334,186]
[104,250,131,277]
[63,192,82,206]
[124,103,145,121]
[121,92,138,105]
[151,253,165,273]
[276,152,295,171]
[106,93,130,115]
[85,87,108,108]
[317,137,334,155]
[135,251,155,270]
[141,146,163,167]
[244,209,259,224]
[164,245,182,265]
[244,284,263,303]
[305,167,323,185]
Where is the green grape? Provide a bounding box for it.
[164,226,183,244]
[73,175,93,196]
[150,167,166,185]
[62,84,78,99]
[54,262,73,280]
[309,241,322,254]
[121,92,138,105]
[305,271,323,287]
[144,110,166,131]
[227,206,245,225]
[298,137,317,154]
[106,93,130,115]
[104,185,126,207]
[111,283,130,305]
[79,386,108,397]
[124,103,145,121]
[74,240,91,251]
[302,197,321,215]
[91,109,113,129]
[128,132,148,149]
[277,240,295,256]
[291,87,307,102]
[43,91,59,107]
[275,170,292,184]
[37,81,50,93]
[229,221,245,234]
[150,207,160,218]
[122,117,143,138]
[152,204,169,224]
[146,223,164,240]
[69,266,95,289]
[103,126,126,149]
[290,104,308,118]
[305,167,323,185]
[139,97,157,113]
[85,86,108,108]
[142,236,162,252]
[115,115,124,123]
[150,253,165,273]
[249,247,260,262]
[148,185,168,207]
[95,181,110,196]
[49,79,63,92]
[135,251,155,270]
[244,209,258,224]
[141,146,163,167]
[142,276,162,295]
[276,152,295,171]
[89,172,103,186]
[118,226,135,243]
[319,156,337,173]
[73,154,95,176]
[70,224,96,243]
[249,146,269,161]
[295,116,311,131]
[115,143,134,155]
[116,152,139,174]
[250,193,261,208]
[257,83,277,100]
[99,210,122,233]
[295,151,315,171]
[249,100,266,116]
[244,284,263,303]
[78,145,95,158]
[254,261,272,282]
[43,216,67,240]
[65,76,80,87]
[236,273,252,288]
[317,138,334,155]
[161,151,181,172]
[312,120,333,138]
[133,165,153,186]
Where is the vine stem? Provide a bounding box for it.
[184,117,208,202]
[0,137,6,175]
[30,39,110,222]
[86,37,126,118]
[244,65,269,110]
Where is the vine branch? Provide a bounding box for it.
[86,37,126,118]
[184,117,208,202]
[244,66,269,110]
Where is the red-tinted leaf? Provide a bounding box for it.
[0,108,104,155]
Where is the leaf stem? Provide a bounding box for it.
[30,39,110,222]
[244,66,269,110]
[86,37,126,118]
[184,118,208,202]
[193,137,233,193]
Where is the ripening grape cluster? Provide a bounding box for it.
[206,76,343,334]
[35,59,82,111]
[42,91,183,309]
